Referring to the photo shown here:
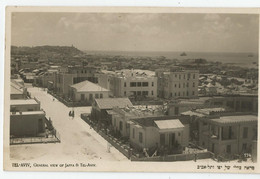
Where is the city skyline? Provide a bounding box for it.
[11,13,259,53]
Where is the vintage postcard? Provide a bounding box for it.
[3,6,260,173]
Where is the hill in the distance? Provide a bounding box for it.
[11,45,84,57]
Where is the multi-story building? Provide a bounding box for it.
[97,69,157,99]
[10,97,46,137]
[198,114,257,157]
[156,68,199,99]
[53,65,100,98]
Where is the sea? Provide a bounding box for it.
[84,51,259,69]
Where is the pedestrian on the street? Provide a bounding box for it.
[53,98,55,101]
[71,110,75,119]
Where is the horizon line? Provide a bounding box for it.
[11,45,258,54]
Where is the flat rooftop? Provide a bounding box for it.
[11,99,38,106]
[210,115,257,124]
[10,110,45,116]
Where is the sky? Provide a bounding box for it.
[11,12,259,53]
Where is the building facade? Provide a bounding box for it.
[97,69,157,99]
[53,66,99,98]
[129,117,190,155]
[156,68,199,99]
[198,114,257,157]
[69,80,109,105]
[10,111,46,137]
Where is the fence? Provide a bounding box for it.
[131,151,213,162]
[81,113,214,162]
[10,135,60,145]
[81,114,131,158]
[47,90,91,107]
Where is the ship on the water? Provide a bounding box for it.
[180,52,187,56]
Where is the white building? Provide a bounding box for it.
[156,68,199,99]
[69,80,109,104]
[97,69,158,99]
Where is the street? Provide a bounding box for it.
[10,87,128,162]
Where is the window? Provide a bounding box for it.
[187,91,189,96]
[142,82,149,87]
[132,128,135,138]
[81,94,85,101]
[179,83,181,88]
[124,82,126,87]
[142,91,148,96]
[119,121,123,131]
[89,94,93,100]
[124,91,126,96]
[179,74,181,79]
[100,94,103,98]
[95,94,99,98]
[152,82,154,86]
[188,73,191,79]
[184,75,186,79]
[137,91,141,96]
[193,74,196,79]
[160,133,165,146]
[178,92,180,96]
[132,91,137,96]
[139,132,143,143]
[183,83,185,88]
[175,107,179,115]
[243,127,248,138]
[193,82,195,87]
[187,83,189,87]
[175,74,177,78]
[137,82,142,87]
[130,82,136,87]
[192,91,195,95]
[175,93,177,96]
[183,92,185,96]
[226,145,231,154]
[175,84,177,88]
[151,91,153,95]
[242,143,247,152]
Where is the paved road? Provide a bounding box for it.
[10,87,128,162]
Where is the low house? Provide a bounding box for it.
[198,114,257,157]
[10,111,46,137]
[69,80,109,105]
[109,106,164,138]
[90,98,133,125]
[129,116,190,155]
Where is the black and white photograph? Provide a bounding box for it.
[3,7,259,173]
